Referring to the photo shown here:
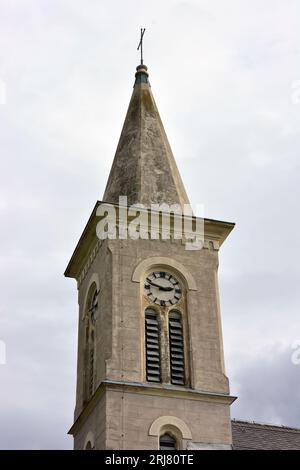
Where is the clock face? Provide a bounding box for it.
[144,271,182,306]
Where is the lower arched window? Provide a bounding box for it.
[169,311,185,385]
[160,433,177,450]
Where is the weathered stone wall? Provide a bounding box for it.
[104,388,232,450]
[72,235,232,449]
[74,385,232,450]
[102,237,229,393]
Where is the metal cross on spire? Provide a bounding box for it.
[137,28,146,65]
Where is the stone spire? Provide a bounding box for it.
[102,64,190,208]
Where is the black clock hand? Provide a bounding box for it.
[149,281,174,291]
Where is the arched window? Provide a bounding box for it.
[88,330,95,398]
[84,431,95,450]
[169,311,185,385]
[84,285,98,403]
[145,308,161,383]
[159,433,177,450]
[89,290,98,323]
[143,270,188,386]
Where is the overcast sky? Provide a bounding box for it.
[0,0,300,449]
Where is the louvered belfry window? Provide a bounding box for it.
[145,308,161,383]
[169,311,185,385]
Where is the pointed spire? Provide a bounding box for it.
[102,65,190,208]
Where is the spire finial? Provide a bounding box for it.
[137,28,146,65]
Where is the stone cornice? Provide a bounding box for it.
[64,201,235,283]
[68,380,237,436]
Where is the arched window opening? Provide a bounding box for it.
[88,329,95,398]
[169,311,185,386]
[88,290,98,324]
[145,308,161,383]
[85,441,92,450]
[84,285,98,403]
[159,433,177,450]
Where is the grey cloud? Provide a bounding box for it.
[230,345,300,428]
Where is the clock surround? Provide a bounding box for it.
[144,271,182,307]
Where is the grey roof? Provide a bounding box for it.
[232,420,300,450]
[103,64,190,208]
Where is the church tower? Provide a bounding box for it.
[65,60,236,450]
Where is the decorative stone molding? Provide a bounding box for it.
[77,240,102,288]
[76,229,219,289]
[204,239,220,251]
[132,257,197,291]
[149,416,192,440]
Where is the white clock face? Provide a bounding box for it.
[144,271,182,306]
